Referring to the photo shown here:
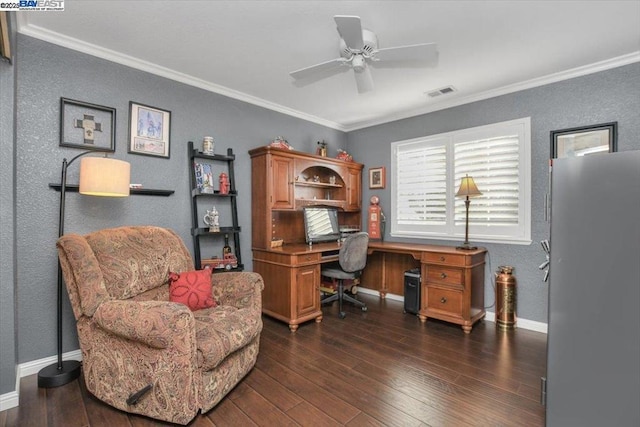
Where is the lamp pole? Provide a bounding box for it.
[462,196,472,247]
[38,151,94,388]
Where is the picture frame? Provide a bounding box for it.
[128,101,171,158]
[551,122,617,159]
[60,98,116,152]
[369,166,386,189]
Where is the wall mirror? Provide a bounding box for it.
[551,122,617,159]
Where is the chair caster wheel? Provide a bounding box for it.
[339,312,346,319]
[361,306,368,312]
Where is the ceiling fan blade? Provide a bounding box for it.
[354,65,374,93]
[334,15,364,50]
[374,42,438,64]
[290,57,348,81]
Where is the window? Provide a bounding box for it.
[391,117,531,244]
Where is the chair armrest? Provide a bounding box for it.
[93,300,195,349]
[211,272,264,311]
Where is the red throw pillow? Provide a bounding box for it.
[168,269,217,311]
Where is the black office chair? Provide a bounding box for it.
[321,232,369,319]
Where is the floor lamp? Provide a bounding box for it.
[455,174,482,251]
[38,152,130,388]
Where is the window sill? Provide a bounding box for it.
[389,231,532,246]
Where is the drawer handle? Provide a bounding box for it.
[440,297,447,304]
[440,256,445,262]
[440,272,447,279]
[306,256,312,261]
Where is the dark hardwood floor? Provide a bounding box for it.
[0,294,547,426]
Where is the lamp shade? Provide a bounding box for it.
[456,175,482,198]
[79,157,130,197]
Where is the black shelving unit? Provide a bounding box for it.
[188,141,243,271]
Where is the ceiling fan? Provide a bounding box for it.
[289,15,438,93]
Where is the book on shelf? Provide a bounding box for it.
[194,162,203,189]
[194,162,214,193]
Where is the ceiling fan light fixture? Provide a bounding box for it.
[289,15,438,94]
[352,55,366,72]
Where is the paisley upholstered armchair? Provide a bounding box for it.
[57,226,263,425]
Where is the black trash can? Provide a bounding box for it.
[404,268,421,315]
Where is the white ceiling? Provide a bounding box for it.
[17,1,640,131]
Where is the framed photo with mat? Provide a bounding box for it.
[128,101,171,159]
[369,166,386,189]
[60,98,116,152]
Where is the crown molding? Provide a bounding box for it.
[16,19,347,132]
[342,52,640,131]
[17,17,638,134]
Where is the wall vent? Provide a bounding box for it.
[426,86,457,98]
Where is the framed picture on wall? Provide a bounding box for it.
[60,98,116,152]
[128,101,171,158]
[369,166,386,189]
[551,122,617,159]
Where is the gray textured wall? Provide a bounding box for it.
[3,31,640,398]
[0,13,17,395]
[13,34,346,365]
[349,62,640,323]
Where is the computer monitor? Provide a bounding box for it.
[303,206,341,244]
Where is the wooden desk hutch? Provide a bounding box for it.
[249,146,363,331]
[249,146,486,334]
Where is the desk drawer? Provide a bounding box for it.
[426,287,463,317]
[294,253,321,265]
[426,266,464,288]
[423,252,466,266]
[253,251,321,266]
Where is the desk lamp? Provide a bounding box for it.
[455,174,482,250]
[38,152,130,388]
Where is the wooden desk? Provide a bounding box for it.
[254,241,486,334]
[364,242,486,333]
[253,242,341,332]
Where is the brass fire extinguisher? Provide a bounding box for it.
[495,265,517,330]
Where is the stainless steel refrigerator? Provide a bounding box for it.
[546,150,640,426]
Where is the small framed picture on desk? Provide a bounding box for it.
[369,166,385,189]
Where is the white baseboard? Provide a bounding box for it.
[358,287,548,334]
[0,350,82,411]
[17,349,83,378]
[358,286,404,302]
[484,312,548,334]
[0,390,18,412]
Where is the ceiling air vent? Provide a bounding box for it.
[426,86,456,98]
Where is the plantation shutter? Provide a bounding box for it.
[390,117,530,243]
[396,141,447,225]
[454,136,520,226]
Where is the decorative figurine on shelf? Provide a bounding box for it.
[270,136,293,150]
[316,140,327,157]
[202,136,215,155]
[219,172,230,195]
[223,234,232,256]
[203,206,220,232]
[336,149,353,162]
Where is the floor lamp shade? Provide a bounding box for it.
[79,157,130,197]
